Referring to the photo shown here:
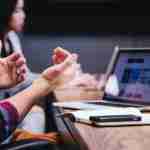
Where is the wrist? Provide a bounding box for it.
[31,76,57,97]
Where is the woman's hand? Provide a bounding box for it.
[15,53,28,80]
[0,52,26,89]
[52,47,100,89]
[65,73,99,89]
[52,47,80,88]
[32,52,78,97]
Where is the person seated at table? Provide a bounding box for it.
[0,0,47,133]
[0,46,77,142]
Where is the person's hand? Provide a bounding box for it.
[0,52,26,89]
[52,47,100,89]
[32,52,78,97]
[65,73,99,89]
[52,47,80,87]
[15,53,28,80]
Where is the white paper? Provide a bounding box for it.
[72,107,141,120]
[70,107,144,125]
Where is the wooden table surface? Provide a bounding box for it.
[73,122,150,150]
[54,89,150,150]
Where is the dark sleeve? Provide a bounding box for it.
[0,101,19,142]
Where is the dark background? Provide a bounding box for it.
[24,0,150,34]
[4,0,150,74]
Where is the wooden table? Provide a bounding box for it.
[53,89,150,150]
[53,108,150,150]
[73,122,150,150]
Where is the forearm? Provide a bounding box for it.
[6,86,40,120]
[6,77,50,121]
[0,77,52,141]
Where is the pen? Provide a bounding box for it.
[89,115,141,122]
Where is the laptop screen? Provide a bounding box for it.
[105,49,150,104]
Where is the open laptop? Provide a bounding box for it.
[53,46,150,109]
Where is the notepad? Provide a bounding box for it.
[67,107,150,126]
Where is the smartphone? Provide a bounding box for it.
[89,115,141,122]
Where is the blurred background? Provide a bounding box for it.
[18,0,150,74]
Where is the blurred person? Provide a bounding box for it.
[0,0,48,133]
